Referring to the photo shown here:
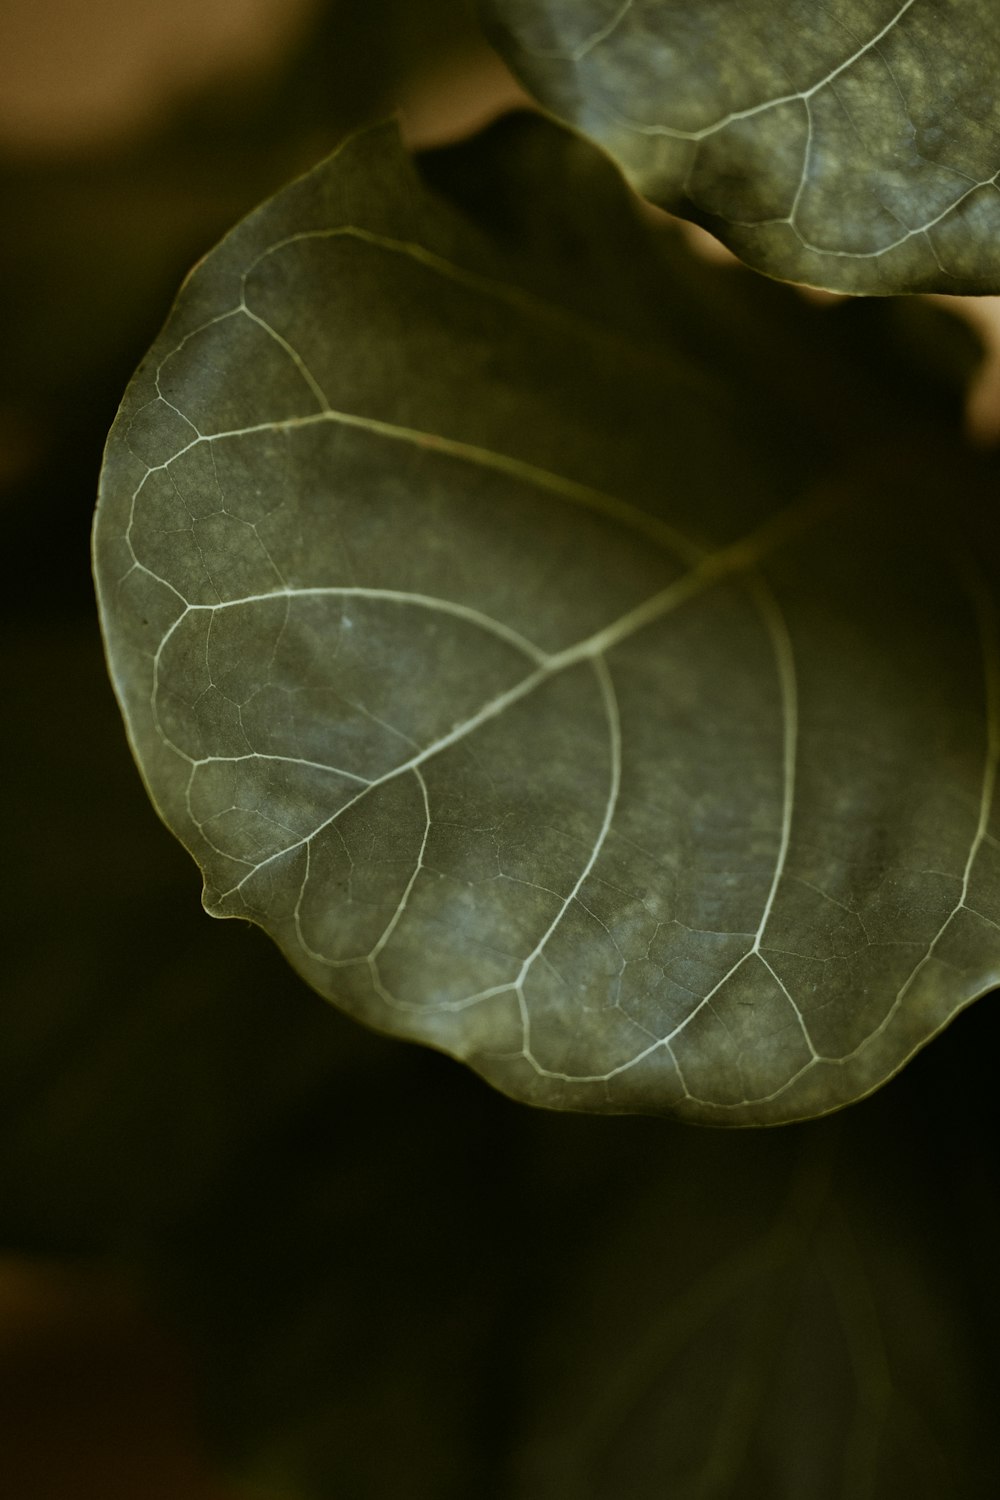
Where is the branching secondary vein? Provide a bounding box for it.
[210,490,825,906]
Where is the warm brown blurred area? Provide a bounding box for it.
[0,0,320,151]
[936,292,1000,444]
[0,0,525,156]
[0,1259,261,1499]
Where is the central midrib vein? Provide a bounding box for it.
[219,489,829,898]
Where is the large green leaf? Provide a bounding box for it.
[483,0,1000,294]
[94,113,1000,1124]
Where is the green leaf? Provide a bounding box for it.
[93,113,1000,1124]
[483,0,1000,294]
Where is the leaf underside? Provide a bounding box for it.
[94,114,1000,1124]
[484,0,1000,294]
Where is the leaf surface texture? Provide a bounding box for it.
[484,0,1000,292]
[94,115,1000,1122]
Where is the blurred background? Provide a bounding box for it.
[2,3,1000,1496]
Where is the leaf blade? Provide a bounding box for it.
[484,0,1000,293]
[94,116,1000,1122]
